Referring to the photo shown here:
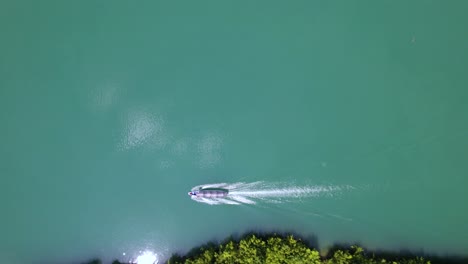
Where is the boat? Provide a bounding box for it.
[188,188,229,198]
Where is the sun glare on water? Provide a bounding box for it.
[135,251,158,264]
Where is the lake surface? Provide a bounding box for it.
[1,1,467,263]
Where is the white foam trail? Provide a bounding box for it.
[230,195,256,204]
[231,186,335,198]
[192,183,228,191]
[191,197,221,205]
[190,182,347,205]
[215,198,240,205]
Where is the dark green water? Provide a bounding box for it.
[1,1,467,263]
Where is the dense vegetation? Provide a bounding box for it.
[83,233,468,264]
[167,234,429,264]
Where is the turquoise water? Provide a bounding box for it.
[1,1,467,263]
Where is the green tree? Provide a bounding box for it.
[215,241,238,263]
[167,233,433,264]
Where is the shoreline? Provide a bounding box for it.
[79,232,468,264]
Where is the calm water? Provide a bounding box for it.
[1,1,467,263]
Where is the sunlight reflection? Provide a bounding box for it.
[134,250,158,264]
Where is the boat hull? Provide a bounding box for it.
[192,189,228,198]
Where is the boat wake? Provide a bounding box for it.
[189,182,350,205]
